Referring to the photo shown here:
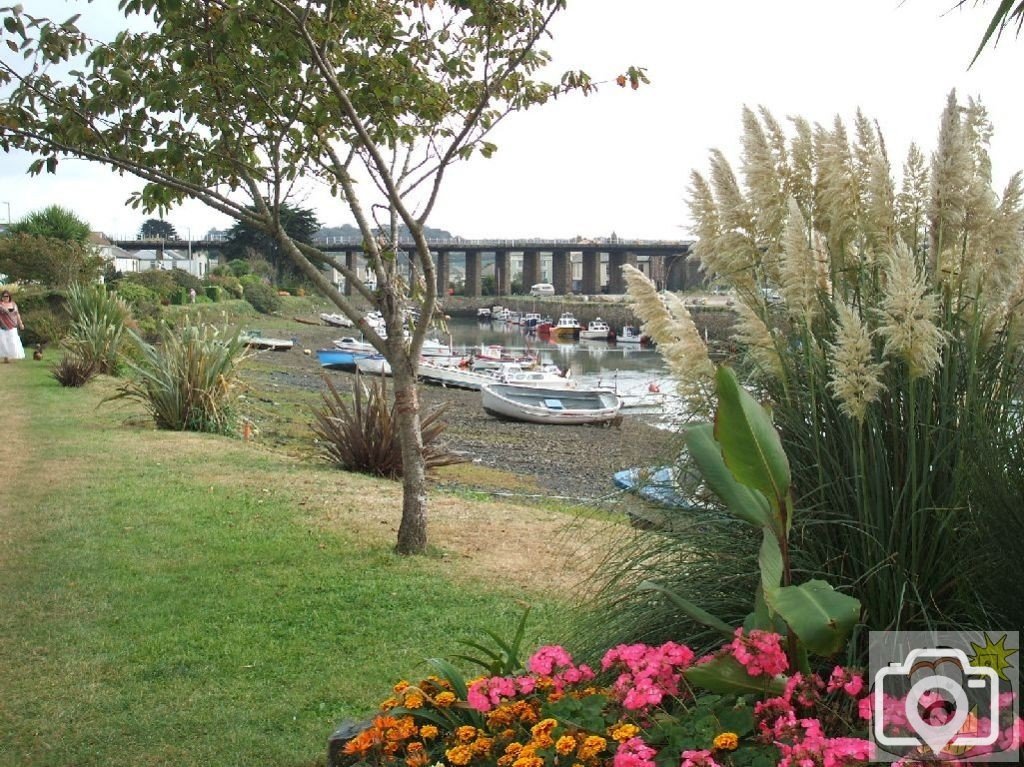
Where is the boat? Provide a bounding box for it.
[522,312,544,329]
[617,325,650,345]
[549,312,581,338]
[317,347,373,371]
[580,317,615,341]
[495,363,575,389]
[320,312,354,328]
[613,465,716,530]
[241,331,294,351]
[477,307,492,319]
[333,336,377,354]
[420,338,455,357]
[470,344,538,370]
[355,354,392,376]
[480,383,621,425]
[418,360,496,390]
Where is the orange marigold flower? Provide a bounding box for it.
[404,692,425,709]
[610,724,640,743]
[446,745,475,766]
[419,725,439,741]
[547,690,564,703]
[513,757,544,767]
[342,730,378,756]
[532,734,553,750]
[531,718,558,738]
[380,697,400,710]
[577,735,608,761]
[505,742,524,756]
[456,725,478,743]
[713,732,739,751]
[498,755,516,767]
[500,729,516,741]
[405,751,430,767]
[473,737,494,756]
[555,736,578,756]
[394,680,410,694]
[407,742,425,753]
[435,691,457,708]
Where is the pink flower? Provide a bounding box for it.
[528,645,574,676]
[680,749,721,767]
[857,696,873,722]
[614,737,657,767]
[729,628,789,677]
[826,667,864,697]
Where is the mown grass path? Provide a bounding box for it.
[0,364,602,767]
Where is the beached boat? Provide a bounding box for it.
[495,363,576,389]
[613,465,715,530]
[418,360,496,390]
[470,344,537,371]
[320,312,354,328]
[355,354,392,376]
[579,317,615,341]
[241,331,294,351]
[481,384,621,425]
[333,336,377,354]
[317,348,373,371]
[549,313,581,338]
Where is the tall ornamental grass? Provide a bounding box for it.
[64,282,131,374]
[596,92,1024,654]
[111,322,249,433]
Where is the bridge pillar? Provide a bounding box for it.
[608,252,637,294]
[581,250,600,295]
[344,251,356,295]
[523,250,540,289]
[464,251,481,297]
[495,250,510,296]
[552,250,570,295]
[435,251,449,296]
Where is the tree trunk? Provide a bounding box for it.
[392,363,428,555]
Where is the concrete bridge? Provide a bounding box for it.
[110,237,699,297]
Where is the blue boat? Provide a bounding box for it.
[613,465,716,530]
[316,348,372,371]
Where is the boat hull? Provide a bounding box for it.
[355,354,392,376]
[316,348,370,370]
[418,362,495,390]
[481,384,621,425]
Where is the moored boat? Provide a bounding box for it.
[495,363,575,389]
[355,354,392,376]
[470,344,538,370]
[320,312,354,328]
[333,336,377,354]
[317,347,373,371]
[579,317,615,341]
[241,331,294,351]
[616,325,650,345]
[549,312,581,338]
[480,383,621,425]
[418,360,496,390]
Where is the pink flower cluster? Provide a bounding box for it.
[728,628,789,678]
[680,749,721,767]
[466,645,595,713]
[601,641,696,711]
[613,736,658,767]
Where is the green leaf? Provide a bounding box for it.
[638,580,734,636]
[425,657,469,701]
[713,367,791,510]
[772,580,861,657]
[685,423,771,528]
[684,655,786,696]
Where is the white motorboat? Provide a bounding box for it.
[470,344,538,371]
[477,307,492,319]
[495,363,576,389]
[480,384,622,425]
[333,336,378,354]
[320,312,354,328]
[617,325,649,345]
[418,360,496,390]
[580,317,614,341]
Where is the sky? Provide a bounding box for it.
[1,1,1022,241]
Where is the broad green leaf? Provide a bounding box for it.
[685,423,771,528]
[425,657,469,701]
[638,580,734,636]
[684,655,786,696]
[743,586,788,633]
[713,367,791,508]
[772,580,861,657]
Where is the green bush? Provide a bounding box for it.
[114,281,159,307]
[110,322,248,434]
[64,283,131,375]
[242,281,281,314]
[209,274,243,298]
[226,259,251,278]
[204,285,221,302]
[122,270,177,301]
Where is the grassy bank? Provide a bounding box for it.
[0,362,602,767]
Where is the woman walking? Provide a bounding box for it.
[0,290,26,362]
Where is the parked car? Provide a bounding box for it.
[530,282,555,296]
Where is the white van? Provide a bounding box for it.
[530,282,555,296]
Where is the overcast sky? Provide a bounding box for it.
[1,1,1021,240]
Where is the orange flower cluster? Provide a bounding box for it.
[493,717,610,767]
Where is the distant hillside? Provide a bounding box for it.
[317,224,457,241]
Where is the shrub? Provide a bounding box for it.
[209,274,243,298]
[121,269,177,301]
[242,281,282,314]
[51,354,96,387]
[64,283,131,375]
[312,373,465,479]
[615,93,1024,648]
[109,322,248,433]
[20,306,70,346]
[114,281,159,307]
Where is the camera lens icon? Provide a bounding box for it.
[874,648,1000,758]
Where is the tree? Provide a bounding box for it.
[959,0,1024,62]
[0,1,644,555]
[8,204,90,242]
[223,202,321,282]
[139,218,178,239]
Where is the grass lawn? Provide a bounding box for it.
[0,362,603,767]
